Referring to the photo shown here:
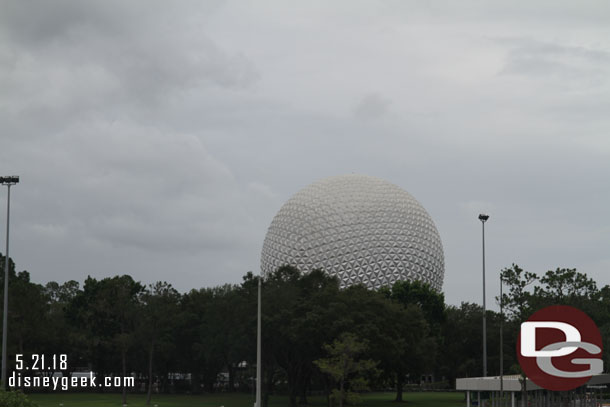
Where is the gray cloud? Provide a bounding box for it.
[1,0,610,304]
[353,93,391,120]
[499,38,610,85]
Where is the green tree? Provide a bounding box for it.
[591,285,610,370]
[177,283,250,394]
[381,280,446,331]
[438,303,484,384]
[498,266,605,379]
[43,280,86,378]
[381,280,444,399]
[0,255,49,378]
[314,333,378,407]
[533,268,598,311]
[67,275,144,404]
[499,264,538,321]
[261,266,341,407]
[140,281,180,405]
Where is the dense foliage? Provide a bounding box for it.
[1,253,609,407]
[0,389,38,407]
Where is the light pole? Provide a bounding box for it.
[255,276,261,407]
[478,213,489,378]
[500,271,504,405]
[1,175,19,389]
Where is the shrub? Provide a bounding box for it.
[0,389,38,407]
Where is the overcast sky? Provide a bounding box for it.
[1,1,609,308]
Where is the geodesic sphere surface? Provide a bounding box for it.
[260,175,444,290]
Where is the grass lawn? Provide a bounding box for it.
[27,392,464,407]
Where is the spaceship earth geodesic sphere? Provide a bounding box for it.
[260,175,444,290]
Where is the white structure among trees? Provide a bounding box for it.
[261,174,444,290]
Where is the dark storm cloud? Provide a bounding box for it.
[0,0,258,115]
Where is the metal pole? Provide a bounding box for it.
[256,277,261,407]
[1,184,11,389]
[500,272,504,403]
[482,219,487,377]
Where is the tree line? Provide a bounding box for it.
[1,253,610,407]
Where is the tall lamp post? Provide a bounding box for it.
[1,175,19,389]
[478,213,489,378]
[500,271,504,404]
[256,277,261,407]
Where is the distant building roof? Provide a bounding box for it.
[456,374,610,392]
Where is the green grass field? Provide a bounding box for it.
[28,392,465,407]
